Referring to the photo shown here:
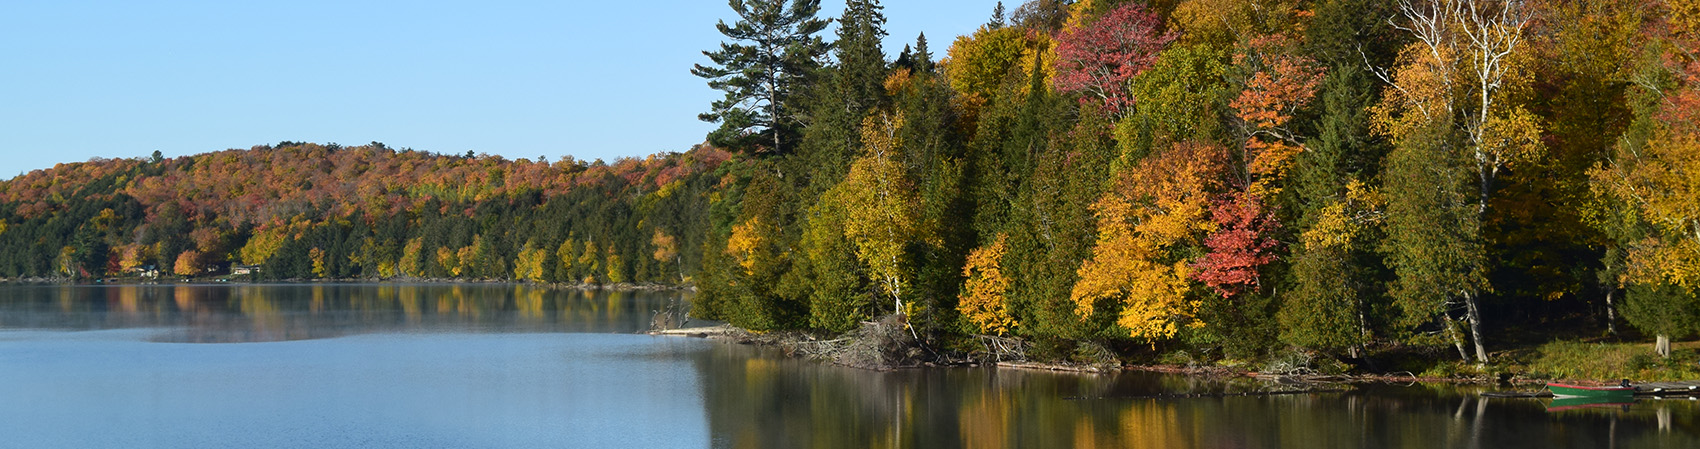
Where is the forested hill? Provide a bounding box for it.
[8,0,1700,370]
[0,142,732,284]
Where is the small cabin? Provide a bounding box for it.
[130,265,159,278]
[231,265,261,276]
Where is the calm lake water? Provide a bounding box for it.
[0,284,1695,448]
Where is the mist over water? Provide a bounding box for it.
[0,284,1695,448]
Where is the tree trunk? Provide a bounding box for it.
[1464,291,1489,364]
[1354,297,1370,360]
[1656,334,1671,359]
[1603,288,1618,336]
[1445,314,1472,363]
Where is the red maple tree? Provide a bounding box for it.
[1191,192,1279,298]
[1052,3,1175,116]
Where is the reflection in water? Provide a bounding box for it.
[0,284,692,342]
[3,285,1699,448]
[692,343,1700,449]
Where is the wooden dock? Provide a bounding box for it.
[1483,380,1700,398]
[1635,381,1700,395]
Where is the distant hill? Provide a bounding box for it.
[0,142,730,283]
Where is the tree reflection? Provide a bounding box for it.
[0,284,689,342]
[693,348,1700,449]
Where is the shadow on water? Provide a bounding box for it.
[691,343,1700,449]
[0,283,693,342]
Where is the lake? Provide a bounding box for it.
[0,284,1694,448]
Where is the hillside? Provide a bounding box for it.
[0,142,731,284]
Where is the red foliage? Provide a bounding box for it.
[1052,3,1176,116]
[1190,192,1280,298]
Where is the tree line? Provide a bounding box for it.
[684,0,1700,364]
[3,0,1697,366]
[0,143,729,287]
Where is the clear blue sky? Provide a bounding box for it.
[0,0,999,179]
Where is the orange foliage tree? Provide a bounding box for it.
[1072,141,1225,341]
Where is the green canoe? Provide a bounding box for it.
[1547,382,1635,399]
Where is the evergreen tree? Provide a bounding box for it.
[693,0,830,155]
[912,33,934,73]
[795,0,888,194]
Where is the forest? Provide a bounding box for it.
[3,0,1698,371]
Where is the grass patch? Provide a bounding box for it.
[1529,340,1700,381]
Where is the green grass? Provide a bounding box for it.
[1527,340,1700,382]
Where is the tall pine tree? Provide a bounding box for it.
[693,0,830,155]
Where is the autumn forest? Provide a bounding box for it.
[4,0,1699,370]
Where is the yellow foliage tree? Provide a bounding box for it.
[309,247,327,278]
[1299,179,1385,251]
[557,238,578,280]
[513,242,549,283]
[399,237,425,277]
[1071,141,1223,341]
[174,250,203,277]
[944,25,1053,105]
[238,226,289,266]
[837,112,925,314]
[436,246,461,277]
[725,218,764,276]
[578,240,601,284]
[605,247,626,284]
[959,234,1016,335]
[651,229,681,282]
[116,243,151,273]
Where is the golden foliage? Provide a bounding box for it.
[174,250,203,276]
[1370,42,1456,143]
[238,225,289,266]
[116,243,150,273]
[651,229,678,263]
[309,247,327,278]
[578,240,601,281]
[605,247,626,284]
[556,238,578,276]
[726,217,764,276]
[959,234,1016,335]
[838,112,925,309]
[1300,179,1384,250]
[944,25,1054,103]
[1071,142,1224,340]
[436,246,461,277]
[400,237,425,277]
[513,242,549,282]
[1595,112,1700,288]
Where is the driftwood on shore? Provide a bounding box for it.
[996,361,1113,373]
[648,325,744,338]
[1066,387,1353,401]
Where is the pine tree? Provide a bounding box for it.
[795,0,889,194]
[693,0,830,155]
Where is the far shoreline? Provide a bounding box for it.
[0,276,697,292]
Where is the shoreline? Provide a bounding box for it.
[2,281,1669,388]
[0,276,696,292]
[648,324,1546,386]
